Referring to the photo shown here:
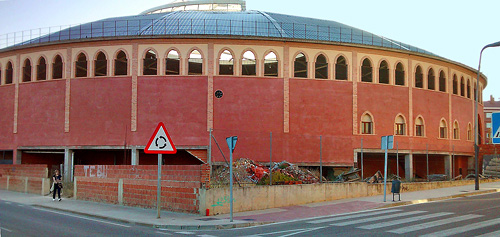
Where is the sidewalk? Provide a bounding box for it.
[1,181,500,230]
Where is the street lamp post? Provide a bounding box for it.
[475,41,500,190]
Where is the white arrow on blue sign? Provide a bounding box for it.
[492,112,500,144]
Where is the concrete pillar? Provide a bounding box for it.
[444,155,452,180]
[405,154,413,181]
[13,149,22,164]
[118,179,124,205]
[131,148,139,165]
[64,149,74,182]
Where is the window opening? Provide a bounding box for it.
[5,62,13,84]
[219,50,233,75]
[395,63,405,86]
[242,51,256,76]
[467,124,472,140]
[75,53,88,77]
[395,115,405,135]
[453,121,459,139]
[315,54,328,79]
[143,50,157,75]
[427,68,435,90]
[23,59,32,82]
[114,51,128,76]
[415,66,423,88]
[264,52,278,77]
[439,71,446,92]
[460,77,465,96]
[188,50,203,75]
[166,50,180,75]
[415,117,424,137]
[52,55,63,79]
[467,80,471,98]
[94,52,107,77]
[439,120,447,139]
[294,53,307,78]
[37,57,47,81]
[361,114,373,134]
[452,75,458,94]
[361,59,372,82]
[335,56,348,80]
[378,60,389,84]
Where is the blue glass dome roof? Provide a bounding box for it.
[16,10,436,56]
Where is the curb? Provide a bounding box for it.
[378,188,500,208]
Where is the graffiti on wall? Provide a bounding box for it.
[211,196,234,207]
[83,165,108,178]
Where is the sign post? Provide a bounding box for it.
[226,136,238,222]
[144,122,177,219]
[381,135,394,202]
[492,112,500,144]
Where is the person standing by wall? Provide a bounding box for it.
[52,169,62,201]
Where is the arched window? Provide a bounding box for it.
[52,55,63,79]
[466,122,472,139]
[188,50,203,75]
[143,50,157,75]
[395,115,406,135]
[75,53,88,78]
[427,68,435,90]
[395,63,405,86]
[335,56,348,80]
[361,113,373,134]
[294,53,307,78]
[315,54,328,79]
[241,51,256,76]
[114,50,128,76]
[474,83,477,101]
[23,59,32,82]
[415,66,423,88]
[439,71,446,92]
[361,58,372,82]
[415,117,424,137]
[94,52,107,77]
[453,121,459,140]
[378,60,389,84]
[0,65,2,85]
[452,75,458,95]
[264,52,278,77]
[166,50,180,75]
[439,119,447,139]
[467,79,471,98]
[5,62,13,84]
[219,50,233,75]
[37,57,47,81]
[460,77,465,96]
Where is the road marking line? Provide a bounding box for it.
[307,209,402,224]
[176,232,195,235]
[358,212,453,229]
[155,231,172,235]
[31,207,131,228]
[476,229,500,237]
[388,214,481,234]
[0,227,13,232]
[256,228,310,236]
[330,210,426,226]
[4,202,11,205]
[279,227,326,237]
[420,217,500,237]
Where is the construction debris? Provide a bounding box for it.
[483,157,500,177]
[366,171,384,183]
[211,158,324,186]
[334,168,361,182]
[427,174,448,182]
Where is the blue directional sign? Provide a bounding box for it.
[493,112,500,144]
[381,135,394,150]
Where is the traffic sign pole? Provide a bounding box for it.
[157,153,162,219]
[384,147,388,202]
[226,136,238,223]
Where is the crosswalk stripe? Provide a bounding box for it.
[387,214,481,234]
[358,212,453,229]
[307,209,402,224]
[330,210,426,226]
[420,217,500,237]
[476,229,500,237]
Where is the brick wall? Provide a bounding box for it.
[74,165,203,213]
[0,164,49,194]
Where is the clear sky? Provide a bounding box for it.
[0,0,499,101]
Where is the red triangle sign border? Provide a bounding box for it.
[144,122,177,154]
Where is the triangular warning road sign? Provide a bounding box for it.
[144,122,177,154]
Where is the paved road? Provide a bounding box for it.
[187,192,500,236]
[0,199,170,237]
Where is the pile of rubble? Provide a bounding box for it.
[211,158,323,185]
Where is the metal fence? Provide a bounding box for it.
[0,19,433,56]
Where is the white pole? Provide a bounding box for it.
[229,145,234,222]
[157,154,162,219]
[383,147,388,202]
